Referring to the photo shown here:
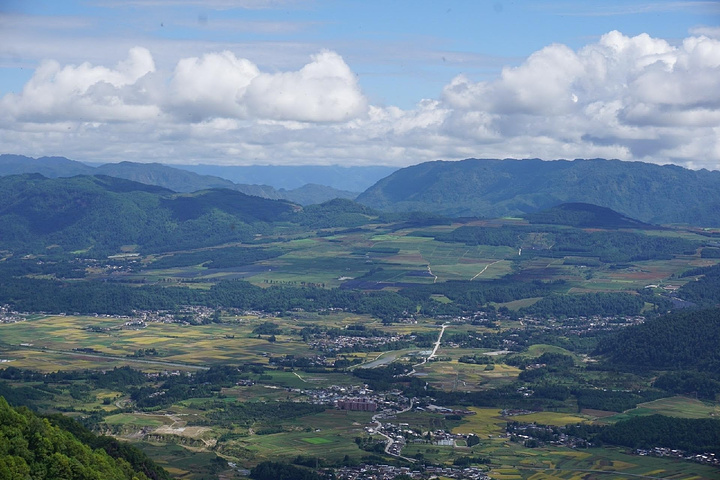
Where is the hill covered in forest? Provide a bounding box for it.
[356,158,720,226]
[596,308,720,373]
[0,174,389,257]
[525,202,654,229]
[0,174,298,255]
[0,155,357,205]
[0,396,168,480]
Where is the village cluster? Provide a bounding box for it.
[635,448,719,467]
[332,464,490,480]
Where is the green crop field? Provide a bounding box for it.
[104,413,168,428]
[492,447,720,480]
[401,436,719,480]
[607,396,720,422]
[495,297,544,310]
[301,437,334,444]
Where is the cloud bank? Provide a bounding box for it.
[1,31,719,169]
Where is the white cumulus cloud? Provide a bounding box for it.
[169,51,260,119]
[1,31,719,169]
[168,49,366,122]
[438,30,720,168]
[244,50,367,122]
[1,47,159,123]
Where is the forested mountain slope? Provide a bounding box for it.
[0,396,167,480]
[0,174,297,255]
[525,202,654,229]
[595,309,720,372]
[95,161,247,193]
[356,158,720,225]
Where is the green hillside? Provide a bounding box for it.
[0,174,298,256]
[0,396,166,480]
[596,309,720,373]
[356,158,720,226]
[526,202,654,229]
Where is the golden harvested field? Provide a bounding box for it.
[0,348,193,372]
[452,408,507,437]
[0,313,337,370]
[451,408,589,439]
[507,412,589,426]
[416,361,521,391]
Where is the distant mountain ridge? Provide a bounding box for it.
[0,155,357,205]
[7,155,720,225]
[356,158,720,226]
[0,154,96,177]
[176,164,398,191]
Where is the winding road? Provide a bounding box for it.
[363,324,450,461]
[371,401,416,462]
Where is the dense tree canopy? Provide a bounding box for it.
[0,396,161,480]
[595,309,720,373]
[598,415,720,454]
[522,292,644,317]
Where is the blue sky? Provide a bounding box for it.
[1,0,719,168]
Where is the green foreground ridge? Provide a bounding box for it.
[0,396,166,480]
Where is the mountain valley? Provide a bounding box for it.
[0,156,719,480]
